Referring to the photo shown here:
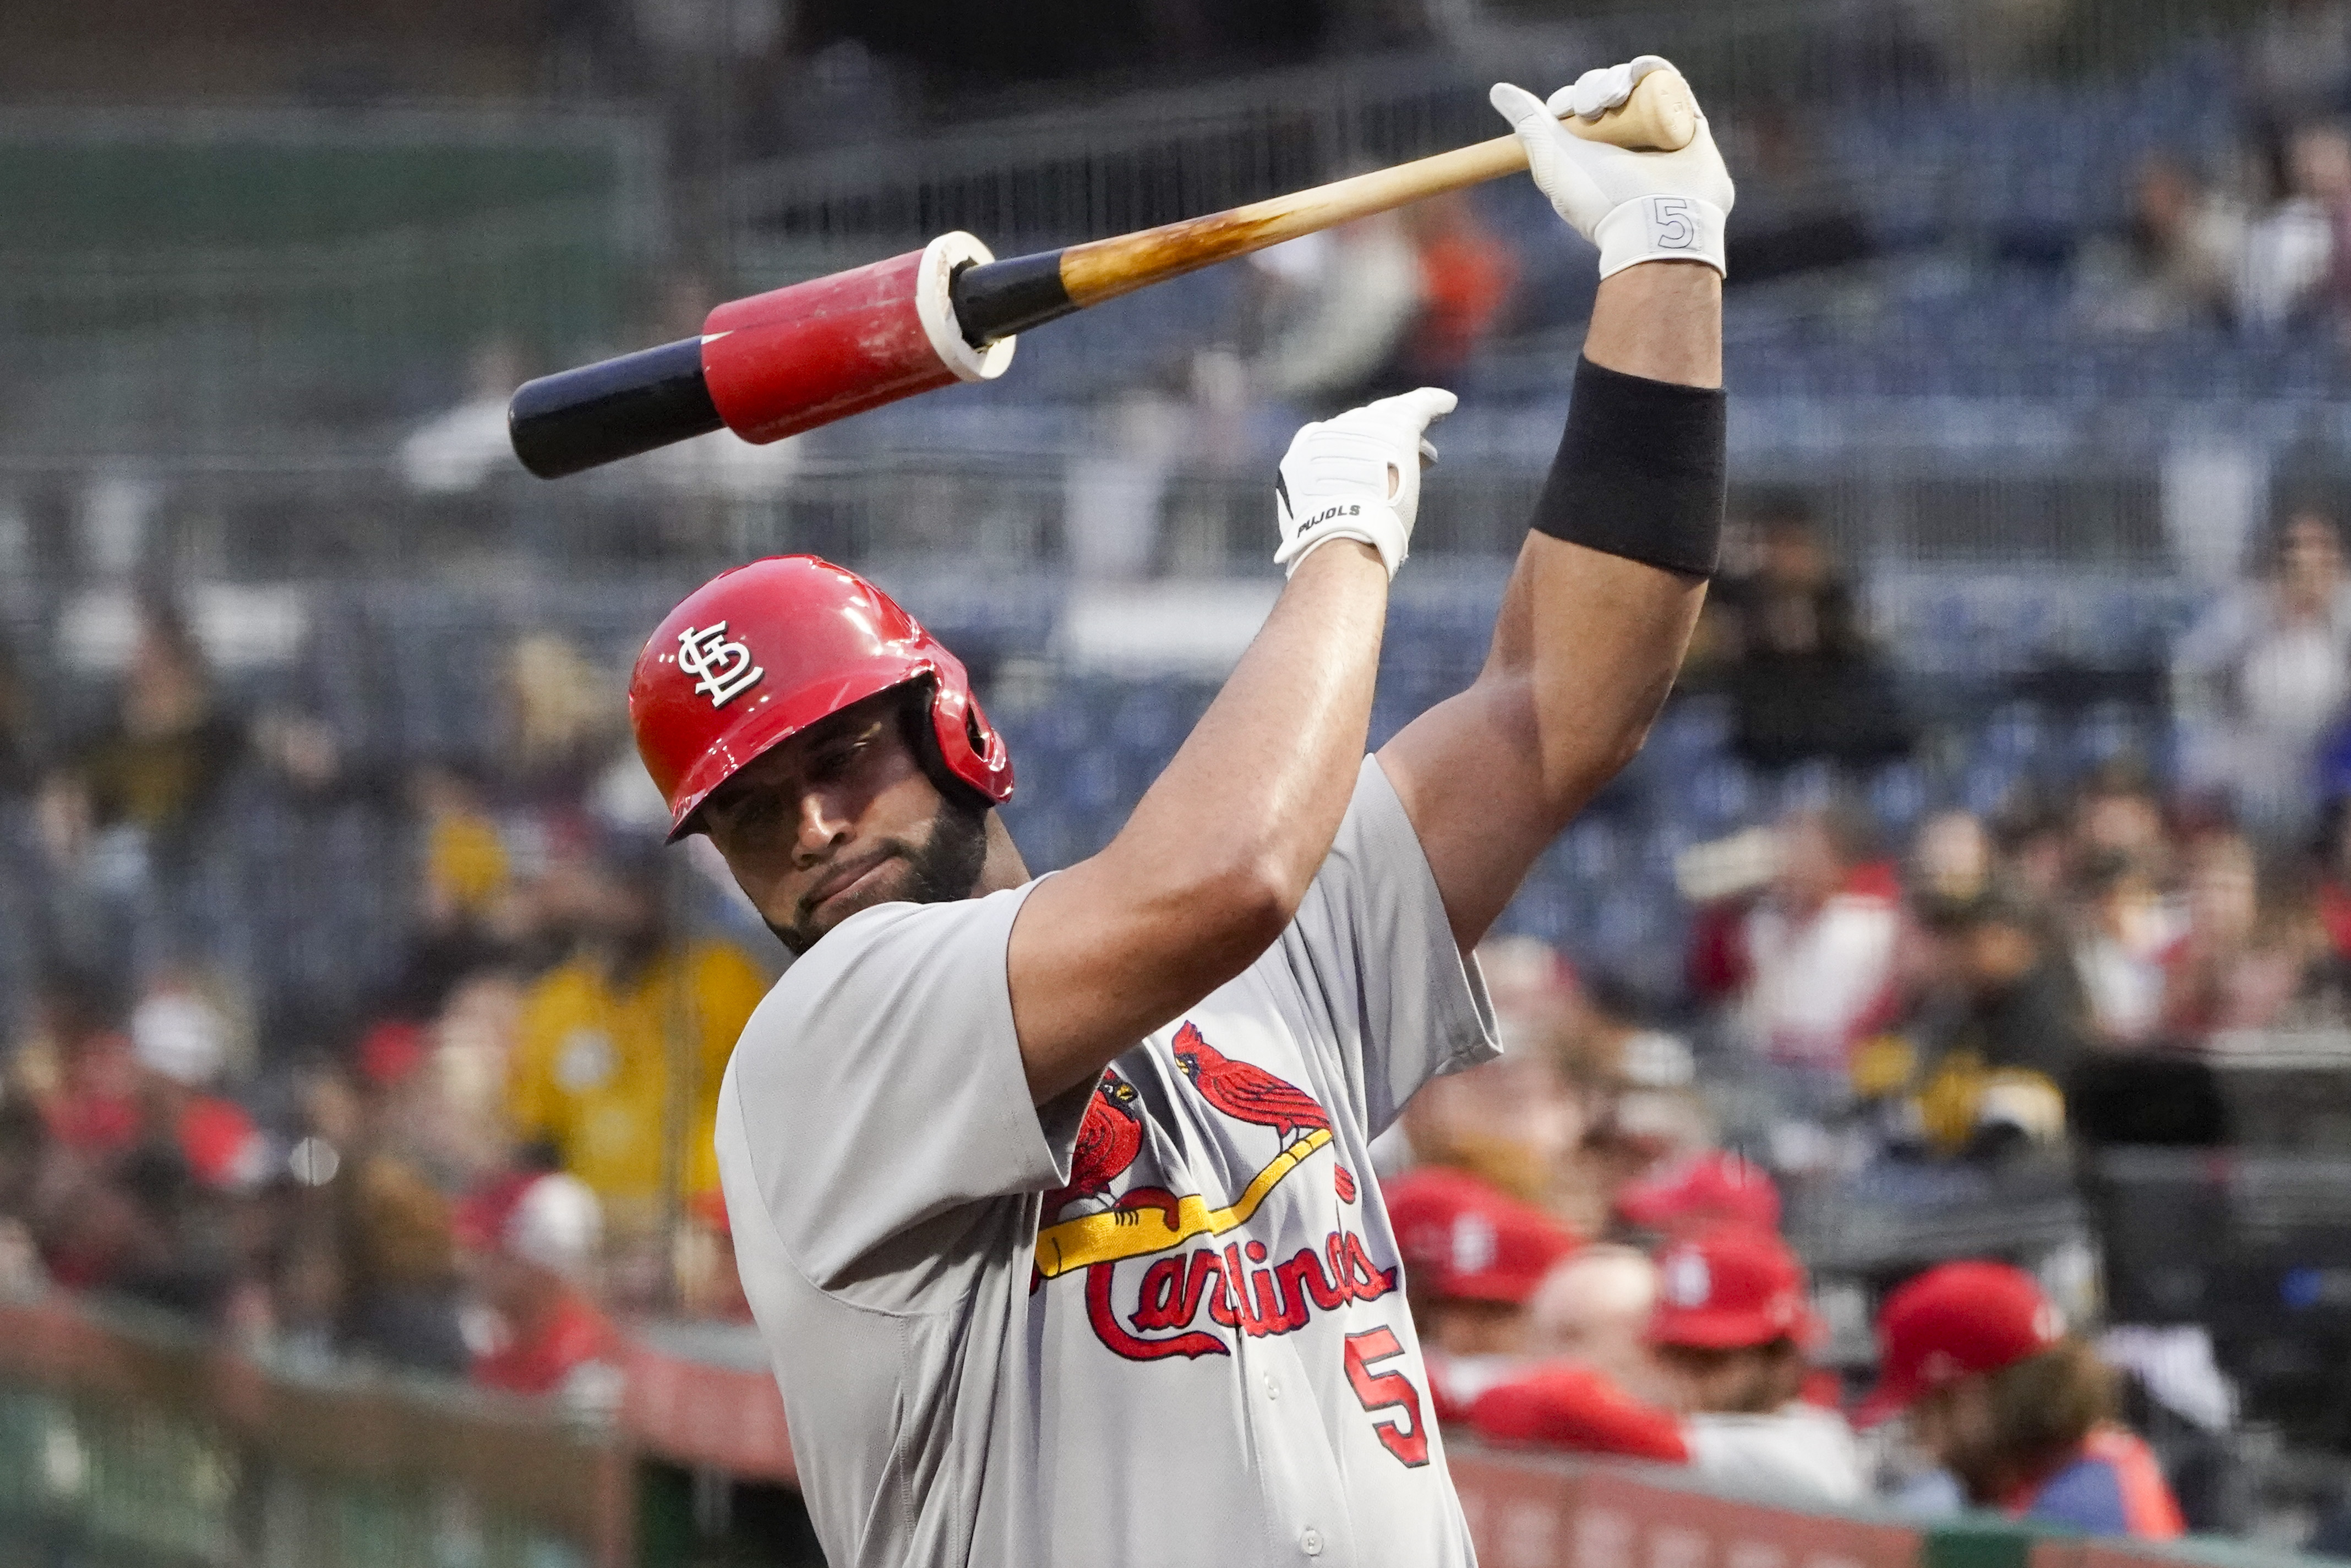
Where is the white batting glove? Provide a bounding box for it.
[1491,58,1734,280]
[1273,387,1458,579]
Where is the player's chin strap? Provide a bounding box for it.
[1529,356,1725,579]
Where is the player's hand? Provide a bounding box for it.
[1491,59,1734,280]
[1273,387,1457,579]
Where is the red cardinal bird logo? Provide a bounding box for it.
[1041,1068,1144,1219]
[1171,1023,1356,1202]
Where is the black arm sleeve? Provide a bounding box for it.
[1529,356,1726,578]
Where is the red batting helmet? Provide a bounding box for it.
[629,555,1013,840]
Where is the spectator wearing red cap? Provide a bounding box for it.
[1473,1227,1862,1504]
[1863,1262,2183,1540]
[1614,1150,1782,1237]
[1468,1357,1691,1463]
[1475,1239,1686,1462]
[1384,1168,1578,1417]
[1648,1225,1863,1505]
[463,1171,621,1405]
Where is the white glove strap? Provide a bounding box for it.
[1593,194,1728,279]
[1275,502,1408,579]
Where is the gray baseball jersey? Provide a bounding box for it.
[716,755,1499,1568]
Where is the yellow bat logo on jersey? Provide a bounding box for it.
[1032,1127,1333,1281]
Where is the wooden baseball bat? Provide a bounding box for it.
[509,68,1696,478]
[952,67,1698,344]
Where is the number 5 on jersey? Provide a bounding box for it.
[1343,1327,1431,1467]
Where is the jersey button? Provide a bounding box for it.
[1300,1527,1324,1557]
[1264,1373,1280,1400]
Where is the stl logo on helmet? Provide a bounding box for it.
[675,621,765,708]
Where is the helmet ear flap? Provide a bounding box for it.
[899,677,1000,812]
[943,680,1013,803]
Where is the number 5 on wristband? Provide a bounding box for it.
[1490,63,1734,280]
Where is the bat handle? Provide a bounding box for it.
[951,253,1079,349]
[994,65,1706,331]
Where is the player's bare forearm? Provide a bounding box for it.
[1382,261,1717,951]
[1581,260,1721,388]
[1009,542,1389,1102]
[1390,535,1705,950]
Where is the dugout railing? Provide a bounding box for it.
[0,1294,629,1568]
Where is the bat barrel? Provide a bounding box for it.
[508,231,1015,479]
[508,337,721,479]
[700,234,1013,446]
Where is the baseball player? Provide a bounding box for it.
[626,58,1732,1568]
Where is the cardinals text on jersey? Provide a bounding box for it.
[1033,1024,1401,1386]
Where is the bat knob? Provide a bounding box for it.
[1561,67,1698,154]
[509,337,721,479]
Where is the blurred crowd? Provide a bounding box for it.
[2085,0,2351,336]
[1386,1139,2192,1538]
[1362,495,2351,1543]
[0,596,770,1408]
[1378,940,2200,1539]
[9,497,2351,1457]
[1683,498,2351,1168]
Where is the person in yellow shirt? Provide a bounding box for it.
[508,847,769,1237]
[417,764,510,923]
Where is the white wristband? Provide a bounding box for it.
[1274,500,1409,578]
[1593,195,1728,280]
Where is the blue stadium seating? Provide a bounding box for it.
[773,42,2340,441]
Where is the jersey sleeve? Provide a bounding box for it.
[1277,755,1499,1137]
[719,883,1086,1291]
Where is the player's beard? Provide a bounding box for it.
[767,793,990,956]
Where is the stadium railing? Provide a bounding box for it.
[0,1290,2324,1568]
[0,1294,628,1568]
